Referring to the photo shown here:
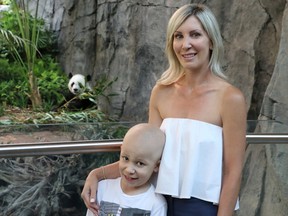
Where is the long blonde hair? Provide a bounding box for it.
[158,3,226,85]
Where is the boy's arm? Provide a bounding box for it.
[152,195,167,216]
[81,161,120,215]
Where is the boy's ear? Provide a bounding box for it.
[153,160,161,173]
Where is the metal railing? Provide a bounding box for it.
[0,134,288,158]
[0,139,122,158]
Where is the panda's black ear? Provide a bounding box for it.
[68,73,73,78]
[86,75,92,81]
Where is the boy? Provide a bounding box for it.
[86,123,167,216]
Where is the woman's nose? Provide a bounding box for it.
[182,37,192,49]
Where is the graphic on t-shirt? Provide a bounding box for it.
[99,201,151,216]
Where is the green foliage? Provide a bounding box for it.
[0,28,26,61]
[30,110,107,125]
[8,0,40,69]
[0,10,25,60]
[0,1,119,123]
[0,58,26,81]
[0,80,29,108]
[0,0,60,109]
[0,4,64,110]
[0,6,56,62]
[0,59,29,107]
[0,56,68,110]
[34,56,68,111]
[0,105,4,116]
[0,0,11,4]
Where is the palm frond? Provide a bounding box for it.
[0,28,25,47]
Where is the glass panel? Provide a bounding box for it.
[1,121,287,215]
[247,120,288,134]
[0,122,136,215]
[0,122,137,144]
[0,153,119,215]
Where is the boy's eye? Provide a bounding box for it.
[136,161,145,166]
[121,156,128,161]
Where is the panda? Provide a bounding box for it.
[68,73,92,95]
[54,73,96,111]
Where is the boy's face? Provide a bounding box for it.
[119,139,160,195]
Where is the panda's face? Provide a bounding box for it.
[68,74,87,95]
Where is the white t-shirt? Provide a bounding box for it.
[86,177,167,216]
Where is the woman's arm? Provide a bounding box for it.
[217,86,247,216]
[81,161,120,215]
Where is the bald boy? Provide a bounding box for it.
[86,123,167,216]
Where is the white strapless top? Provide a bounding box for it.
[155,118,239,209]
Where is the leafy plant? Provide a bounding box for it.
[0,58,26,81]
[34,56,68,111]
[0,28,26,60]
[0,79,29,108]
[0,57,67,110]
[0,0,57,109]
[0,0,11,4]
[10,0,41,109]
[0,105,4,116]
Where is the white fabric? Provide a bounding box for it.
[155,118,239,209]
[86,177,167,216]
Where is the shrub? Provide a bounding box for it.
[0,56,68,110]
[0,79,29,108]
[34,56,68,111]
[0,58,26,81]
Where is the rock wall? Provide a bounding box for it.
[239,2,288,215]
[25,0,288,215]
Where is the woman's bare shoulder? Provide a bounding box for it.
[219,81,246,112]
[223,83,245,102]
[151,83,173,96]
[214,78,244,99]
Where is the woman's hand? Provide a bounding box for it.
[81,169,100,215]
[82,162,120,215]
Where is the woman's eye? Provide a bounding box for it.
[174,33,182,39]
[191,32,201,38]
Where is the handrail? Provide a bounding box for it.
[246,134,288,144]
[0,134,288,158]
[0,139,122,158]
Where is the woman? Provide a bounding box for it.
[82,3,247,216]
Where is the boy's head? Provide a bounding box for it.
[119,123,165,194]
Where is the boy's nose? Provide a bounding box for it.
[125,165,136,174]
